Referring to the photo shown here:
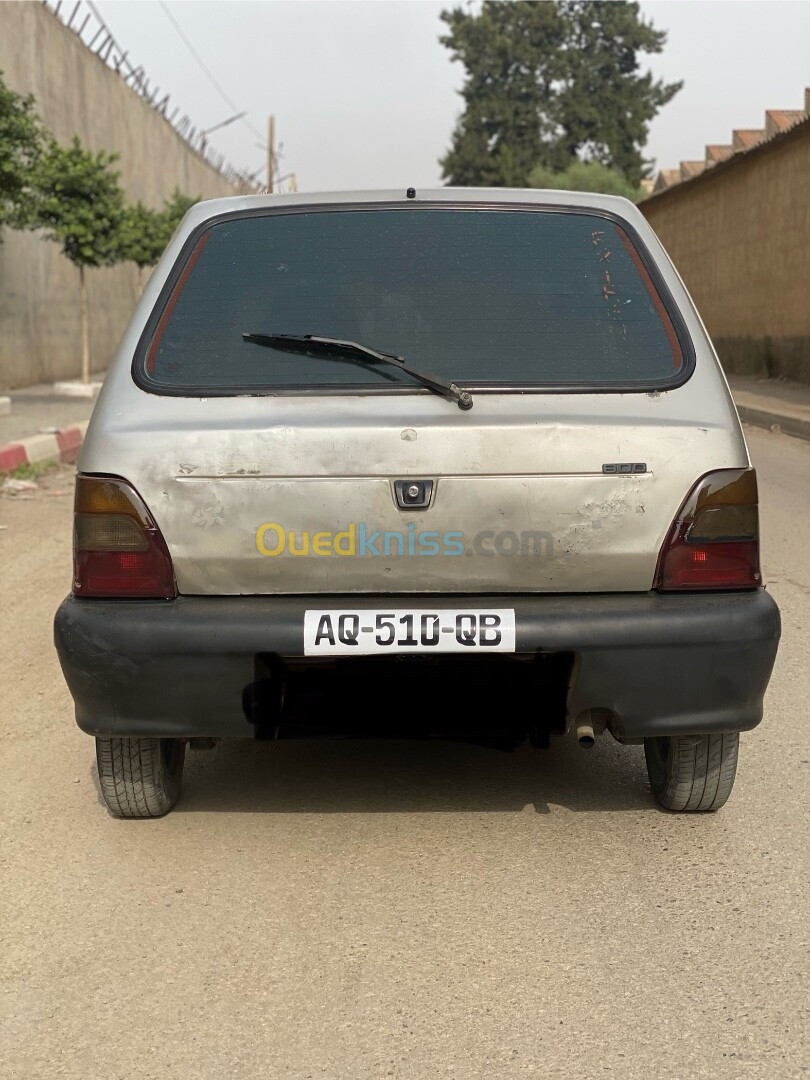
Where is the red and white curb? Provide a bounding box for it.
[0,421,88,473]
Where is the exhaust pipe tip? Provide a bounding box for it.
[575,711,604,749]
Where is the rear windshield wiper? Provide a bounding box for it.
[242,333,473,410]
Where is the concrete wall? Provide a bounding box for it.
[0,2,238,389]
[640,120,810,384]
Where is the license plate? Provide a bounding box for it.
[303,608,516,656]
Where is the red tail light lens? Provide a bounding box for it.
[73,475,176,598]
[656,469,761,591]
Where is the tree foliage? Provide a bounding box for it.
[528,160,643,201]
[118,190,197,290]
[162,187,199,236]
[31,136,125,269]
[440,1,681,188]
[118,201,166,270]
[1,71,200,380]
[0,69,43,233]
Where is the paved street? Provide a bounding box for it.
[1,425,808,1080]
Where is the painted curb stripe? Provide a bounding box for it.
[0,422,89,473]
[23,432,62,464]
[0,444,28,472]
[56,426,84,462]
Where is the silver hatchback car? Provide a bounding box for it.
[55,188,780,817]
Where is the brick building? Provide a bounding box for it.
[641,90,810,384]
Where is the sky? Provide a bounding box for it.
[90,0,810,192]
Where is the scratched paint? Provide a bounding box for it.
[592,227,629,340]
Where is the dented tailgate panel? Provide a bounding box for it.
[81,393,746,594]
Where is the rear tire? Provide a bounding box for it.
[644,732,739,812]
[95,737,185,818]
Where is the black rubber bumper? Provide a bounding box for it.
[54,591,780,740]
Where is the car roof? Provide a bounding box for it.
[180,187,642,231]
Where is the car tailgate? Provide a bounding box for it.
[84,390,747,595]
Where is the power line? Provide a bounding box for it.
[51,0,256,188]
[157,0,265,143]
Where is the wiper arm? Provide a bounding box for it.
[242,333,473,410]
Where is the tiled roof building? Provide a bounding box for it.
[650,88,809,191]
[640,87,810,386]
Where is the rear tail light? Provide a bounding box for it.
[73,475,176,598]
[655,468,761,591]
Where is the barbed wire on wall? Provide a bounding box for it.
[44,0,262,190]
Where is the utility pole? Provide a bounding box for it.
[267,114,275,192]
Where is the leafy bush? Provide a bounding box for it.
[527,161,644,201]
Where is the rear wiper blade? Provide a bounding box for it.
[242,333,473,410]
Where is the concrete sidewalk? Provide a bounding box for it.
[0,380,101,472]
[728,375,810,443]
[1,372,809,472]
[0,381,100,445]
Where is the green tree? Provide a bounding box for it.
[118,189,198,295]
[118,201,166,294]
[0,69,44,235]
[32,137,126,382]
[528,160,644,201]
[162,187,198,235]
[440,2,566,187]
[440,1,681,188]
[550,2,682,183]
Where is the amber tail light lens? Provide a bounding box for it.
[73,475,176,598]
[655,468,762,591]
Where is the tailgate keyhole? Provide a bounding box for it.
[394,480,434,510]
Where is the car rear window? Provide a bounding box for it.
[140,207,687,393]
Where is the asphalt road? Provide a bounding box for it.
[1,426,808,1080]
